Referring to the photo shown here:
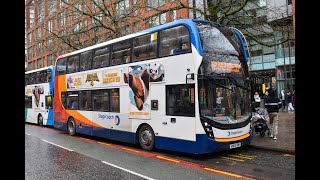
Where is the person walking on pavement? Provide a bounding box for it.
[279,89,286,111]
[287,90,295,112]
[265,88,282,140]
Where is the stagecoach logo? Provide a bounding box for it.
[85,73,100,86]
[227,130,243,136]
[98,114,120,126]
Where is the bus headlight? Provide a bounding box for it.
[201,119,214,139]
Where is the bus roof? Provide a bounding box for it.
[25,65,54,74]
[56,19,199,60]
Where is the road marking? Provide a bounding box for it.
[204,168,243,178]
[41,139,74,151]
[26,133,31,136]
[228,154,253,160]
[238,154,256,158]
[156,155,181,163]
[283,154,294,157]
[122,147,141,153]
[79,137,91,141]
[97,141,112,146]
[101,161,155,180]
[219,156,245,162]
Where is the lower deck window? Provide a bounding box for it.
[166,84,195,117]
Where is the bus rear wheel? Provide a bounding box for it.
[138,125,155,151]
[38,114,43,126]
[67,118,76,136]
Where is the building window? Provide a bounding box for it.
[74,2,82,19]
[37,27,42,40]
[133,21,139,32]
[147,0,165,11]
[116,0,129,16]
[29,1,35,28]
[58,12,65,27]
[288,0,292,5]
[47,19,53,33]
[37,0,44,22]
[48,54,54,66]
[59,0,69,8]
[37,58,42,69]
[170,10,177,21]
[27,33,32,44]
[28,48,33,60]
[48,0,56,15]
[37,42,43,54]
[28,62,33,70]
[148,13,166,28]
[251,49,263,57]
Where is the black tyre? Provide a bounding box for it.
[67,117,76,136]
[38,114,43,126]
[138,125,155,151]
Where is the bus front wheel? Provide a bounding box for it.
[38,114,43,126]
[138,125,155,151]
[67,118,76,136]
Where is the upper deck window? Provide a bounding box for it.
[159,25,191,57]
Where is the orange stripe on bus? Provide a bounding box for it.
[66,110,104,128]
[214,133,250,142]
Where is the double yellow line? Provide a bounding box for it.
[219,153,256,162]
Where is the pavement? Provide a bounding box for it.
[248,109,295,154]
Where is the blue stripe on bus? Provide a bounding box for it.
[233,30,249,63]
[46,110,54,126]
[55,122,251,154]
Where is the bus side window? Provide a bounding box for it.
[79,91,92,111]
[160,25,191,57]
[61,92,67,109]
[133,33,157,62]
[166,84,195,117]
[93,47,109,69]
[80,51,92,71]
[56,58,67,76]
[112,40,131,66]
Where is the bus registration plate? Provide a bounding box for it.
[230,142,241,149]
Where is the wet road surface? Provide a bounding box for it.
[25,123,295,179]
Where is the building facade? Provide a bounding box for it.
[25,0,295,95]
[248,0,295,95]
[25,0,189,71]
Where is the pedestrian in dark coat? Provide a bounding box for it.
[265,89,282,140]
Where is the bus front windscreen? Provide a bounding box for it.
[198,77,251,124]
[196,21,251,124]
[195,21,248,77]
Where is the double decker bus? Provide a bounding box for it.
[54,19,252,154]
[25,66,54,126]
